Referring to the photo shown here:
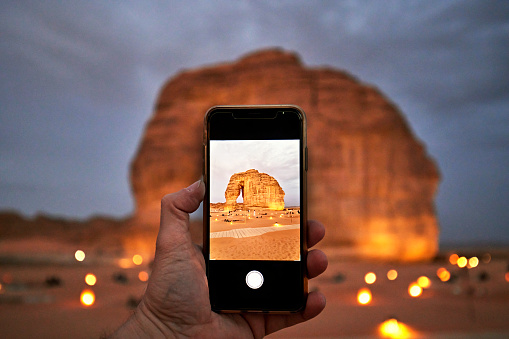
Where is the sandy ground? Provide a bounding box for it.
[210,228,300,260]
[1,249,509,338]
[210,208,300,233]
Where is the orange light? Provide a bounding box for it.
[80,289,95,306]
[85,273,97,286]
[505,272,509,283]
[118,258,131,268]
[468,257,479,268]
[437,268,451,282]
[379,318,413,338]
[132,254,143,266]
[417,276,431,289]
[387,269,398,281]
[138,271,149,282]
[357,288,372,305]
[457,256,467,268]
[408,282,423,297]
[449,253,459,265]
[75,250,85,262]
[364,272,377,284]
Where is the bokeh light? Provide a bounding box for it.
[118,258,131,269]
[457,256,467,268]
[80,289,95,306]
[482,253,491,263]
[357,288,372,305]
[437,268,451,282]
[449,253,459,265]
[468,257,479,268]
[138,271,149,282]
[417,276,431,289]
[505,272,509,283]
[387,269,398,281]
[408,282,423,297]
[365,272,376,284]
[75,250,85,262]
[132,254,143,266]
[85,273,97,286]
[379,318,412,339]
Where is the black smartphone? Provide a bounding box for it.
[203,105,308,313]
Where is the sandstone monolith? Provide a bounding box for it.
[129,49,440,261]
[222,169,285,211]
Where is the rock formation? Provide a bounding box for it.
[222,169,285,211]
[130,48,440,262]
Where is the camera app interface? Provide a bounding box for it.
[209,139,301,261]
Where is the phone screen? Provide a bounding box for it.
[209,139,301,261]
[204,106,307,312]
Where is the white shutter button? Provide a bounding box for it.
[246,270,264,289]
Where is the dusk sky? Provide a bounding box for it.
[1,1,508,245]
[210,140,300,206]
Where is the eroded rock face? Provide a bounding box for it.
[130,48,440,261]
[223,169,285,211]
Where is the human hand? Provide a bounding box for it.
[111,180,328,338]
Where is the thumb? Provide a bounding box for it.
[157,180,205,248]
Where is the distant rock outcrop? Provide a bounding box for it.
[130,48,440,261]
[222,169,285,211]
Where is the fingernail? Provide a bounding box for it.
[186,180,201,192]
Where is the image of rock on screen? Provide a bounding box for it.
[209,139,301,261]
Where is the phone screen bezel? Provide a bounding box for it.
[203,105,308,313]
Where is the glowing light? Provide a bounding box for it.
[118,258,132,268]
[505,272,509,283]
[75,250,85,262]
[457,256,467,268]
[269,216,273,220]
[215,218,218,221]
[417,276,431,289]
[387,269,398,281]
[468,257,479,268]
[0,283,3,294]
[408,282,423,297]
[449,253,459,265]
[138,271,149,282]
[80,289,95,306]
[364,272,377,284]
[132,254,143,266]
[437,268,451,282]
[357,288,372,305]
[379,318,412,339]
[85,273,97,286]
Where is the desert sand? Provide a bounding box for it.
[1,244,509,338]
[209,207,301,260]
[210,228,300,260]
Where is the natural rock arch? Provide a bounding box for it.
[224,169,285,211]
[129,48,440,262]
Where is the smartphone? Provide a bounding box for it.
[203,105,308,313]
